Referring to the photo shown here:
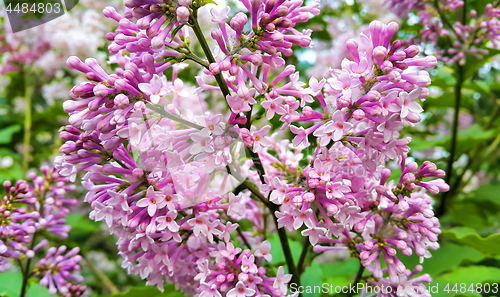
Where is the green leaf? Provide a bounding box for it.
[431,66,456,89]
[0,125,21,144]
[406,243,485,276]
[464,184,500,207]
[0,272,51,297]
[441,227,500,255]
[66,213,100,234]
[412,124,497,155]
[300,260,324,297]
[267,234,302,266]
[170,24,185,41]
[101,284,185,297]
[447,200,500,229]
[437,266,500,284]
[409,137,442,152]
[320,257,360,278]
[0,272,21,297]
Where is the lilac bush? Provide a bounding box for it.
[50,0,451,296]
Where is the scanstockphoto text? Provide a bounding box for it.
[289,282,500,295]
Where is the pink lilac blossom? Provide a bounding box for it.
[56,0,447,295]
[0,166,85,295]
[386,0,500,65]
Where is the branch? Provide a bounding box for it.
[189,12,231,101]
[347,263,365,297]
[22,83,34,173]
[437,64,463,217]
[146,103,203,130]
[297,237,311,275]
[236,227,252,250]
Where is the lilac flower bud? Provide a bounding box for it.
[265,23,275,31]
[389,39,402,54]
[303,192,315,203]
[106,32,116,41]
[353,109,365,120]
[381,61,393,73]
[216,274,226,283]
[369,21,385,46]
[230,13,248,36]
[176,6,190,24]
[388,70,401,82]
[209,63,221,75]
[337,96,351,108]
[94,84,115,97]
[132,168,144,178]
[365,90,381,102]
[275,5,289,17]
[406,112,422,124]
[114,94,130,109]
[373,46,388,65]
[103,6,123,22]
[292,196,303,208]
[419,87,430,99]
[326,204,339,216]
[389,51,406,62]
[66,56,91,73]
[308,178,320,188]
[404,45,420,58]
[384,22,399,47]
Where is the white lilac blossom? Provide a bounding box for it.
[55,0,448,295]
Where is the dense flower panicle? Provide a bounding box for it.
[0,167,84,295]
[386,0,500,65]
[56,0,447,293]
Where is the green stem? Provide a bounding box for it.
[189,13,231,100]
[347,264,365,297]
[20,232,37,297]
[146,103,203,129]
[22,84,34,173]
[437,65,463,217]
[296,237,310,275]
[240,180,269,207]
[246,148,267,184]
[236,227,252,250]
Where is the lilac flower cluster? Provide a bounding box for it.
[387,0,500,65]
[57,0,447,295]
[0,166,85,296]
